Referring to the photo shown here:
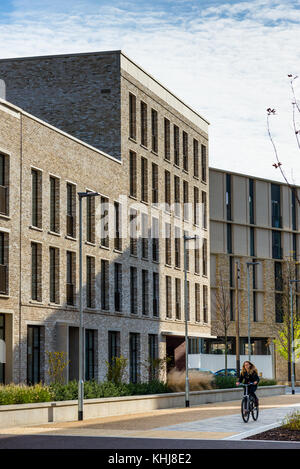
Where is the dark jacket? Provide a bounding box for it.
[238,371,260,385]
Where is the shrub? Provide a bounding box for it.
[213,375,237,389]
[282,410,300,430]
[105,356,128,386]
[167,368,214,392]
[0,384,53,405]
[258,378,277,386]
[46,351,69,384]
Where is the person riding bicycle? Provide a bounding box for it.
[236,361,260,407]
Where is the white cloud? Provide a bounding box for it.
[1,0,300,183]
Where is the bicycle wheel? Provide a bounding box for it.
[250,396,259,421]
[241,397,250,422]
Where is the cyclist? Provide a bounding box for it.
[236,361,260,407]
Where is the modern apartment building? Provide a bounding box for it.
[0,51,210,384]
[209,168,300,382]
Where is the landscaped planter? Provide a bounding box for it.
[0,385,286,428]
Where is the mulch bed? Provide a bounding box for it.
[244,427,300,441]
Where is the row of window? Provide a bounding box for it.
[129,93,207,181]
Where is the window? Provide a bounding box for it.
[274,261,283,291]
[129,93,136,140]
[86,256,95,308]
[50,176,60,233]
[66,182,76,237]
[152,163,158,205]
[153,272,159,316]
[166,276,172,318]
[151,109,158,153]
[66,251,75,306]
[114,201,122,251]
[0,314,4,383]
[129,333,140,383]
[193,139,199,178]
[272,230,282,259]
[203,285,208,323]
[226,173,232,221]
[141,213,148,259]
[194,186,199,225]
[129,151,137,198]
[253,291,257,323]
[230,289,235,321]
[114,263,122,312]
[85,330,95,381]
[31,242,42,301]
[165,223,171,266]
[49,247,59,304]
[202,191,207,229]
[183,131,188,171]
[141,101,147,147]
[201,144,207,182]
[249,178,255,225]
[175,226,181,268]
[184,230,190,271]
[174,125,180,166]
[250,227,255,257]
[174,175,180,217]
[165,170,171,209]
[183,181,189,221]
[227,224,232,254]
[186,280,190,321]
[130,209,138,256]
[130,267,138,314]
[101,259,109,310]
[148,334,158,381]
[100,197,109,248]
[108,331,120,364]
[86,192,95,243]
[202,238,208,276]
[175,278,181,319]
[27,325,41,385]
[142,270,149,315]
[292,188,297,231]
[195,283,201,322]
[0,232,8,295]
[141,157,148,203]
[194,237,200,274]
[271,184,281,228]
[32,168,42,229]
[164,118,170,161]
[152,217,159,262]
[0,153,8,216]
[275,292,284,323]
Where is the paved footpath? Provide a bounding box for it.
[1,390,300,443]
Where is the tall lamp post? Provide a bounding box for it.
[289,279,300,395]
[78,190,100,421]
[246,261,260,362]
[183,234,197,408]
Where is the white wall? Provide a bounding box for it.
[188,354,273,378]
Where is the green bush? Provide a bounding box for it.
[213,375,237,389]
[258,378,277,386]
[0,384,53,405]
[282,410,300,430]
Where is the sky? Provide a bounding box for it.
[0,0,300,184]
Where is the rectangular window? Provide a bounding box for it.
[175,278,181,319]
[114,263,122,312]
[27,325,41,385]
[165,170,171,209]
[148,334,158,381]
[230,289,235,321]
[165,223,171,266]
[141,101,147,147]
[152,163,158,205]
[0,153,8,216]
[274,261,283,291]
[66,182,76,237]
[130,266,138,314]
[130,208,138,256]
[226,173,232,221]
[141,157,148,203]
[253,291,257,323]
[292,188,297,231]
[129,93,136,140]
[175,226,181,268]
[271,183,281,228]
[66,251,75,306]
[250,227,255,257]
[164,118,170,161]
[114,201,122,251]
[194,186,199,225]
[151,109,158,153]
[141,213,148,259]
[174,125,180,166]
[202,238,208,276]
[100,196,109,248]
[153,272,159,316]
[183,131,188,171]
[174,175,180,217]
[86,256,95,308]
[31,242,42,301]
[86,193,95,243]
[275,292,284,323]
[152,217,159,262]
[193,139,199,178]
[129,151,137,198]
[184,230,190,271]
[50,176,60,233]
[186,281,190,321]
[129,333,140,383]
[49,247,59,304]
[203,285,208,323]
[101,259,109,310]
[227,224,232,254]
[166,276,172,318]
[142,269,149,315]
[249,178,255,224]
[202,191,207,229]
[108,331,120,364]
[183,181,189,221]
[32,168,42,229]
[0,314,5,383]
[195,283,201,322]
[85,329,95,381]
[272,230,282,259]
[194,237,200,274]
[201,144,207,182]
[293,233,297,261]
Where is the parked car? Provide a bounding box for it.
[214,368,237,376]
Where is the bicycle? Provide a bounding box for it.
[239,383,259,423]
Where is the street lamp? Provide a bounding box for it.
[78,190,100,421]
[289,279,300,395]
[246,261,260,362]
[183,234,197,408]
